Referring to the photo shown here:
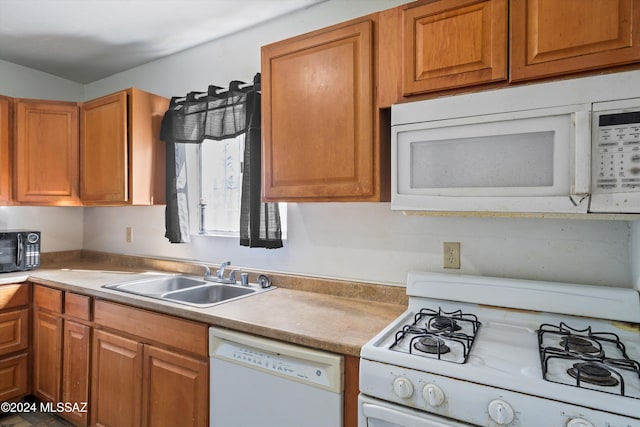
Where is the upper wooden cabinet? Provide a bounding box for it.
[511,0,640,81]
[14,99,80,205]
[0,97,10,204]
[81,88,168,205]
[402,0,508,95]
[262,17,389,202]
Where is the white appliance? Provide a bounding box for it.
[391,70,640,214]
[209,326,343,427]
[359,272,640,427]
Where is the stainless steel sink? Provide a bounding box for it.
[163,284,255,307]
[102,275,273,307]
[105,276,207,296]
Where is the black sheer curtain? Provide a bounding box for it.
[160,73,282,248]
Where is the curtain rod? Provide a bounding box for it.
[170,73,260,107]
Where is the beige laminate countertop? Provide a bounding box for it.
[1,259,406,357]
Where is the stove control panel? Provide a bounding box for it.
[360,359,639,427]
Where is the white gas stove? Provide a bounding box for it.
[359,272,640,427]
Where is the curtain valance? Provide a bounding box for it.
[160,74,260,144]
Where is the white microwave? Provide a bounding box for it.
[391,74,640,215]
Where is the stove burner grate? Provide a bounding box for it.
[538,322,640,398]
[389,307,481,364]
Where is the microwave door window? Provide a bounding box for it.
[410,132,555,193]
[0,238,17,266]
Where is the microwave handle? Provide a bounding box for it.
[16,234,23,266]
[572,110,591,195]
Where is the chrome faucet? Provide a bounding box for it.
[204,261,237,284]
[216,261,230,280]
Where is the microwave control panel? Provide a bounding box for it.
[594,110,640,193]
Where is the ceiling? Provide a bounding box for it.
[0,0,324,83]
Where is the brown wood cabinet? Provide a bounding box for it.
[81,88,168,206]
[92,329,143,427]
[61,292,92,426]
[92,300,208,427]
[32,286,63,403]
[0,283,30,402]
[32,285,93,425]
[510,0,640,81]
[14,99,80,205]
[262,17,389,202]
[142,345,208,427]
[402,0,508,95]
[0,97,10,204]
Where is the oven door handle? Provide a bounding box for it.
[362,402,462,427]
[16,234,23,267]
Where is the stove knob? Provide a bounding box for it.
[422,384,445,407]
[488,399,514,425]
[392,377,414,399]
[567,419,594,427]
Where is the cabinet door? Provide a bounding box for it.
[0,308,29,356]
[511,0,640,81]
[14,100,79,205]
[62,321,90,426]
[91,330,143,427]
[81,91,128,204]
[403,0,507,95]
[0,97,10,203]
[262,19,378,201]
[0,353,28,401]
[33,310,62,402]
[142,345,208,427]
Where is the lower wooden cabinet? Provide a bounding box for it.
[0,283,30,402]
[32,310,62,402]
[92,300,209,427]
[91,330,143,427]
[62,320,91,426]
[142,345,208,427]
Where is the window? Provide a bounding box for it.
[196,136,286,237]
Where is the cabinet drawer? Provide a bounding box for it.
[94,300,208,357]
[0,309,29,356]
[0,352,29,401]
[34,285,63,313]
[65,292,92,321]
[0,284,29,310]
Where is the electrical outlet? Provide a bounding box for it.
[443,242,460,269]
[126,227,133,243]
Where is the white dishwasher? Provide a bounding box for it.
[209,326,344,427]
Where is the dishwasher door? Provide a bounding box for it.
[209,326,343,427]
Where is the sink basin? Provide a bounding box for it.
[102,274,273,307]
[105,276,207,296]
[163,284,255,307]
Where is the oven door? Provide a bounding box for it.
[359,395,475,427]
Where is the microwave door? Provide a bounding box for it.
[0,235,19,269]
[391,106,591,213]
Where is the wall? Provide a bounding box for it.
[79,0,634,288]
[0,62,85,252]
[0,59,83,101]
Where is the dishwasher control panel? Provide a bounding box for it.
[213,340,333,388]
[209,326,343,393]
